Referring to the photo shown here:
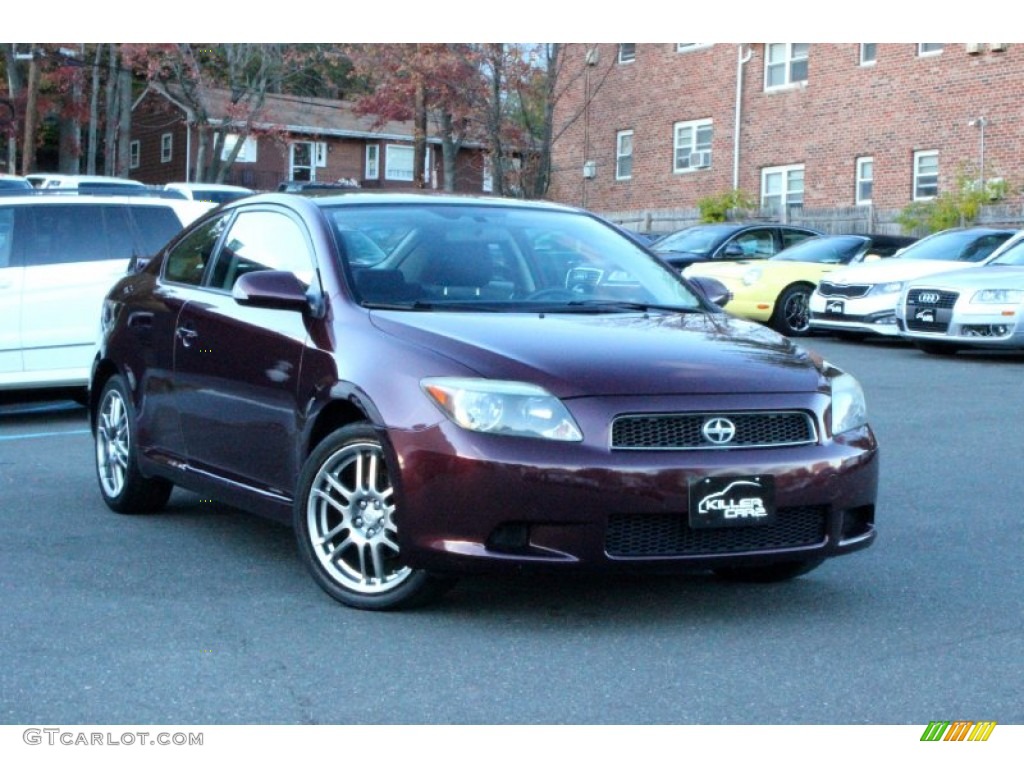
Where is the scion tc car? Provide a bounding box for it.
[898,230,1024,354]
[650,223,822,270]
[808,227,1016,338]
[684,234,916,336]
[90,193,878,611]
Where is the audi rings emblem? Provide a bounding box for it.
[702,417,737,445]
[916,292,941,304]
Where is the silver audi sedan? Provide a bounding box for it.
[897,231,1024,354]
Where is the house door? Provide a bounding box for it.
[290,142,315,182]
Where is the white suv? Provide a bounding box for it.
[807,227,1016,338]
[0,195,213,393]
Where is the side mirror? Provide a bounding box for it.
[232,270,314,312]
[688,275,733,309]
[721,242,746,258]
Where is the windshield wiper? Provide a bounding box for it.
[545,300,703,314]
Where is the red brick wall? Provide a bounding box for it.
[550,43,1024,216]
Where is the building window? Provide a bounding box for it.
[314,141,328,168]
[918,44,943,56]
[365,145,380,180]
[914,150,939,200]
[618,44,636,64]
[676,44,712,52]
[761,164,805,212]
[673,119,712,173]
[616,130,634,180]
[129,140,140,170]
[860,44,877,65]
[765,43,809,89]
[385,145,414,181]
[482,155,493,193]
[856,157,873,205]
[220,133,258,163]
[160,133,172,163]
[290,142,315,181]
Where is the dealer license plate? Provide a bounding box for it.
[688,476,776,528]
[825,299,845,315]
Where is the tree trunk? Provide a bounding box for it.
[103,45,118,176]
[86,44,102,175]
[116,65,132,177]
[412,77,426,188]
[4,44,22,173]
[531,43,559,199]
[439,112,459,193]
[20,50,40,175]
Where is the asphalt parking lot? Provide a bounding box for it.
[1,335,1023,725]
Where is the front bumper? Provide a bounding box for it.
[809,292,901,336]
[386,392,879,574]
[898,299,1024,348]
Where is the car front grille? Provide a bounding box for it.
[605,506,828,557]
[906,288,959,309]
[611,411,816,450]
[818,281,871,298]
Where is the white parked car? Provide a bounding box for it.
[898,231,1024,354]
[25,174,146,191]
[808,227,1016,338]
[0,195,213,395]
[163,182,253,205]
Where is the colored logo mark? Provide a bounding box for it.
[920,721,996,742]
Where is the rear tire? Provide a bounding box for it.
[294,423,457,610]
[714,559,823,583]
[94,375,173,514]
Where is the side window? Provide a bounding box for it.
[208,210,314,291]
[732,230,775,256]
[163,214,229,286]
[782,229,817,249]
[129,205,189,256]
[0,208,13,268]
[103,206,136,261]
[16,205,109,266]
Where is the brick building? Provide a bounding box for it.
[130,86,490,193]
[548,43,1024,233]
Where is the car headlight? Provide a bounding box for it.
[830,371,868,435]
[742,267,763,286]
[971,288,1024,304]
[422,378,583,441]
[872,281,904,295]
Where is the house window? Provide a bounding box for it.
[618,44,636,64]
[220,133,258,163]
[616,130,633,180]
[290,142,315,181]
[918,44,943,56]
[482,155,493,193]
[765,43,809,89]
[914,150,939,200]
[385,145,414,181]
[314,141,327,168]
[365,145,380,180]
[860,44,877,65]
[129,140,140,170]
[856,157,873,205]
[673,119,712,173]
[677,44,712,52]
[160,133,172,163]
[761,164,805,212]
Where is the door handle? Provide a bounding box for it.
[176,326,198,347]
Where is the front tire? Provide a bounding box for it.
[294,423,456,610]
[714,559,823,583]
[770,284,813,336]
[94,375,173,514]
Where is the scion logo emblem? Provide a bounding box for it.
[917,292,941,304]
[702,417,737,445]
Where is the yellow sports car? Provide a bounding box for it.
[683,233,916,336]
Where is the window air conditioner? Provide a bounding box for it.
[965,43,982,55]
[689,151,712,168]
[990,43,1008,52]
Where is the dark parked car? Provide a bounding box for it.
[652,222,822,269]
[91,193,878,610]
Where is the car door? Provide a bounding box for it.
[18,203,134,375]
[0,206,21,375]
[172,207,318,496]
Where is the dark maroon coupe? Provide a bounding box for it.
[90,193,878,610]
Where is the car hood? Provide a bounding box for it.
[824,259,980,285]
[368,310,827,398]
[911,265,1024,290]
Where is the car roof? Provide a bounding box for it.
[267,191,584,214]
[164,182,252,192]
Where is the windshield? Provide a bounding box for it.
[326,203,703,312]
[651,226,733,255]
[771,236,866,264]
[898,230,1014,262]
